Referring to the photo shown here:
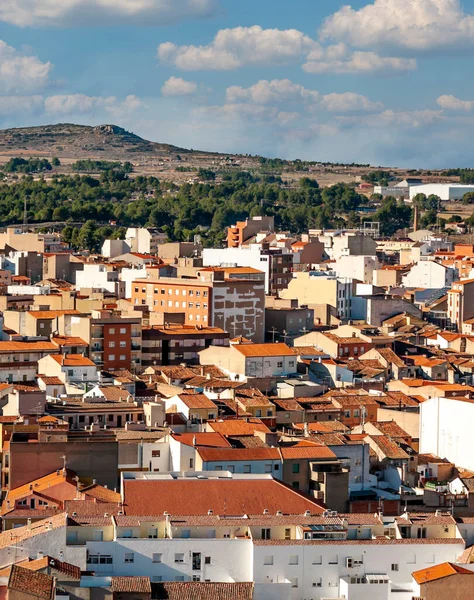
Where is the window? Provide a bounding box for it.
[192,576,201,582]
[196,291,201,296]
[292,481,300,490]
[168,300,172,307]
[120,328,126,334]
[288,360,295,367]
[120,341,126,348]
[175,289,180,295]
[344,410,351,418]
[109,355,115,361]
[109,328,115,334]
[182,290,186,296]
[152,450,161,458]
[189,290,194,296]
[182,529,191,539]
[124,553,134,563]
[196,303,201,309]
[265,464,272,473]
[205,556,211,565]
[256,409,262,417]
[261,528,271,540]
[122,529,133,538]
[188,302,194,308]
[182,302,186,308]
[189,458,194,469]
[175,554,185,563]
[292,463,300,474]
[243,464,251,473]
[120,355,126,361]
[277,361,283,368]
[289,555,299,565]
[93,530,103,541]
[391,564,399,571]
[264,556,274,565]
[285,528,291,540]
[148,528,158,539]
[152,553,162,563]
[227,465,235,473]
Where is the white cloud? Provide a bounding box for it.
[44,93,145,116]
[0,40,51,93]
[0,95,44,115]
[337,108,444,128]
[319,92,383,112]
[158,25,316,70]
[226,79,320,104]
[437,94,474,111]
[303,44,416,74]
[194,103,279,121]
[162,76,198,97]
[321,0,474,52]
[0,0,218,27]
[225,79,382,113]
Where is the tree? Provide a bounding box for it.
[51,157,60,167]
[375,197,412,236]
[463,192,474,205]
[198,168,216,181]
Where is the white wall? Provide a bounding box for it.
[253,540,464,600]
[333,256,378,285]
[402,261,454,289]
[85,538,253,582]
[420,397,474,471]
[203,247,271,294]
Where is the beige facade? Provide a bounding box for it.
[0,228,44,252]
[448,279,474,331]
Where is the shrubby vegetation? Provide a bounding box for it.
[4,157,52,173]
[0,167,415,251]
[72,160,133,173]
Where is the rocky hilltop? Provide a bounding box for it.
[0,123,188,159]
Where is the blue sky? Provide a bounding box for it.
[1,0,474,167]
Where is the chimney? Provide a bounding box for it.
[27,518,32,530]
[413,204,419,232]
[193,436,197,446]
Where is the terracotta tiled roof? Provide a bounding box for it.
[111,577,151,593]
[82,484,121,503]
[197,447,281,462]
[95,387,132,402]
[123,478,324,516]
[38,377,64,386]
[152,582,253,600]
[28,310,80,319]
[8,564,54,600]
[171,432,231,448]
[0,341,58,352]
[280,444,337,460]
[51,354,95,367]
[178,393,217,410]
[208,419,271,436]
[233,343,294,357]
[372,420,411,439]
[376,347,406,368]
[51,336,88,347]
[5,470,75,505]
[366,434,409,460]
[412,562,474,584]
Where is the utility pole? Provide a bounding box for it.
[23,196,28,234]
[267,327,278,343]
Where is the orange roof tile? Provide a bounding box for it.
[412,562,474,584]
[280,445,336,460]
[197,447,280,462]
[28,310,80,319]
[8,565,54,600]
[50,354,95,367]
[123,478,324,516]
[233,343,294,357]
[208,418,271,436]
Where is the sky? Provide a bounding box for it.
[1,0,474,168]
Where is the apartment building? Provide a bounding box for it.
[281,272,353,322]
[226,216,274,248]
[447,278,474,331]
[3,309,80,338]
[141,324,229,366]
[37,354,98,385]
[76,263,126,297]
[199,341,297,380]
[71,310,142,371]
[0,341,60,382]
[125,228,166,255]
[131,268,265,342]
[203,245,293,295]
